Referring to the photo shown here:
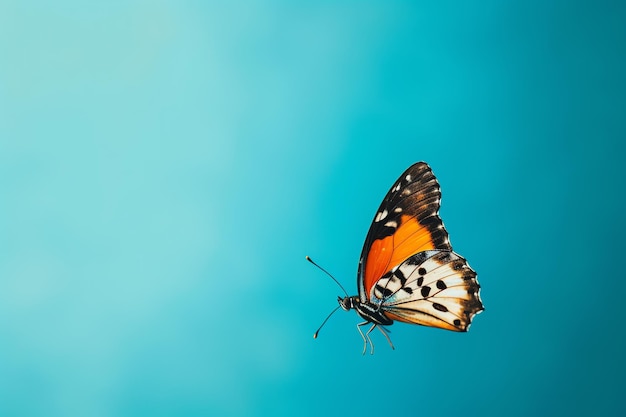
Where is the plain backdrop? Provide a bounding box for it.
[1,1,625,416]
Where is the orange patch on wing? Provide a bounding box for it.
[363,215,436,294]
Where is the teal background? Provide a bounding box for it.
[1,1,625,416]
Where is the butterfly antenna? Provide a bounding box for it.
[313,305,341,339]
[305,256,349,296]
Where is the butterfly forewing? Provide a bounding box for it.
[358,162,452,302]
[371,250,483,331]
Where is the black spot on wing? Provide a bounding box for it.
[432,302,448,312]
[375,285,393,298]
[394,268,407,286]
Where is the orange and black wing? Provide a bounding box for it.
[357,162,451,302]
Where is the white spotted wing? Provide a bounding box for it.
[370,250,483,331]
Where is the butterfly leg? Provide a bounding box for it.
[356,321,373,355]
[376,326,395,351]
[364,323,378,355]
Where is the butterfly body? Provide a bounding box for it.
[327,162,483,354]
[338,296,393,326]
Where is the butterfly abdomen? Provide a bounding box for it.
[354,301,394,326]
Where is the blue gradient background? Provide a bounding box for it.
[1,1,625,416]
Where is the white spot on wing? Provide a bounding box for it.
[375,209,388,222]
[384,220,397,228]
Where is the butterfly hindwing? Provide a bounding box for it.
[370,250,483,331]
[357,162,451,302]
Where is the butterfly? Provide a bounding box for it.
[310,162,483,354]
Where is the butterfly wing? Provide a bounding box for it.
[357,162,451,303]
[370,250,483,331]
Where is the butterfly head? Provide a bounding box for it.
[338,295,358,311]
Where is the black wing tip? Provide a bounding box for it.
[405,161,434,176]
[411,161,430,168]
